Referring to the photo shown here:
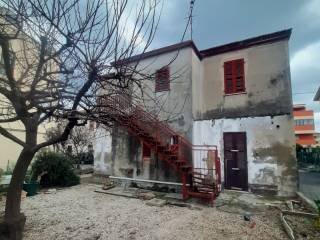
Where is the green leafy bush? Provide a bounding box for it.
[31,151,80,187]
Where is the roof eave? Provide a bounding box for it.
[200,29,292,58]
[113,28,292,65]
[114,40,201,66]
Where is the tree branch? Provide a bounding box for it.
[0,126,27,147]
[0,116,21,123]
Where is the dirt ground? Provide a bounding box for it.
[0,184,292,240]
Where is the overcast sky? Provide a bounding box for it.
[149,0,320,131]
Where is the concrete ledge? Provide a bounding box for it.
[296,191,317,212]
[249,184,278,196]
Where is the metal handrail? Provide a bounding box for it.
[100,92,222,201]
[101,93,218,150]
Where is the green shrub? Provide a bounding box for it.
[31,151,80,187]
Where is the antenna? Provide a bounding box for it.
[189,0,195,40]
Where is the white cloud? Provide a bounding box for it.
[290,40,320,73]
[305,0,320,18]
[301,0,320,27]
[117,0,164,52]
[291,40,320,132]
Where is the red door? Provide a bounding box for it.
[223,132,248,191]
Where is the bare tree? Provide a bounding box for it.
[0,0,161,238]
[67,126,94,157]
[46,123,94,167]
[44,123,68,153]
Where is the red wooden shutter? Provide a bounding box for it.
[224,61,233,94]
[224,59,245,94]
[155,67,170,92]
[235,59,245,92]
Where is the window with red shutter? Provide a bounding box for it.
[155,67,170,92]
[224,59,245,94]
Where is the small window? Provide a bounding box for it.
[155,67,170,92]
[224,59,245,94]
[295,119,314,126]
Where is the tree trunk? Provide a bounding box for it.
[0,148,35,240]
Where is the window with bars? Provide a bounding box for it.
[155,67,170,92]
[224,59,245,94]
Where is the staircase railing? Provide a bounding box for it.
[101,93,187,149]
[99,93,221,201]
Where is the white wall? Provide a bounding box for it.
[93,127,112,174]
[133,48,194,138]
[193,114,297,196]
[193,40,292,120]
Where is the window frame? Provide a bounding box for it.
[223,58,246,95]
[295,119,314,126]
[155,67,170,92]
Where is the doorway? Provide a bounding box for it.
[223,132,248,191]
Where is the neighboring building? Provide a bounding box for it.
[313,87,320,147]
[0,123,51,170]
[0,9,54,170]
[293,104,316,147]
[94,29,297,196]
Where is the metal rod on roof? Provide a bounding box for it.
[189,0,195,40]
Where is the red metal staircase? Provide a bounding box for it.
[99,93,221,204]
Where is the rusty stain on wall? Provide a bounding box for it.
[253,142,294,164]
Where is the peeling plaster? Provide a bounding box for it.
[193,115,297,196]
[254,166,277,185]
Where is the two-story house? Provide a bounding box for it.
[94,29,297,197]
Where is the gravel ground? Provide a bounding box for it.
[1,184,288,240]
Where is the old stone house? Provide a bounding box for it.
[94,29,297,197]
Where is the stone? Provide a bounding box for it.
[103,178,115,190]
[243,212,251,221]
[45,188,57,194]
[146,198,166,207]
[286,200,294,211]
[137,192,155,200]
[21,190,27,200]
